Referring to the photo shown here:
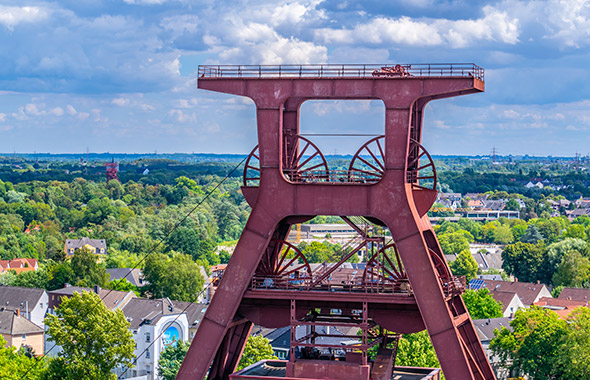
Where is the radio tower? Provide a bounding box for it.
[491,146,498,163]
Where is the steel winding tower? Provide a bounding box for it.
[177,64,495,380]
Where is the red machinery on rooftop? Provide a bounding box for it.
[177,63,494,380]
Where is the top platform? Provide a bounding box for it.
[198,63,484,81]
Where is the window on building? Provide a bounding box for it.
[146,332,151,342]
[22,334,26,341]
[146,349,150,359]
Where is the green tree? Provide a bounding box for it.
[158,340,190,380]
[70,248,109,287]
[501,242,544,282]
[438,232,470,256]
[395,331,440,368]
[47,262,75,291]
[142,252,204,302]
[11,268,49,289]
[237,335,277,370]
[44,291,135,380]
[105,278,139,296]
[492,224,514,244]
[552,250,590,287]
[563,224,588,240]
[462,288,503,319]
[541,237,589,285]
[558,307,590,379]
[520,224,543,244]
[490,307,567,380]
[0,335,46,379]
[449,249,478,281]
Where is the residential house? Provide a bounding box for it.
[525,181,544,189]
[106,268,146,288]
[0,258,39,274]
[64,237,107,257]
[533,296,588,319]
[0,309,44,356]
[469,246,503,271]
[557,287,590,303]
[0,286,48,328]
[489,291,524,318]
[472,317,512,379]
[476,280,552,306]
[116,297,201,379]
[574,197,590,208]
[482,199,506,211]
[567,207,590,220]
[48,285,136,313]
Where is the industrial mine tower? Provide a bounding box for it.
[177,63,495,380]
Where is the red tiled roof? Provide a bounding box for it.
[534,296,588,309]
[557,288,590,303]
[480,280,549,305]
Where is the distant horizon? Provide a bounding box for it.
[1,151,587,160]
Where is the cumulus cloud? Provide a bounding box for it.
[112,98,130,107]
[49,107,64,116]
[0,5,48,31]
[316,7,519,47]
[0,113,6,122]
[66,105,77,115]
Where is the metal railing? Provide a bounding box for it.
[198,63,484,81]
[283,169,382,184]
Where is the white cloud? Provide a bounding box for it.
[543,0,590,47]
[66,105,77,115]
[112,98,130,107]
[168,109,197,123]
[0,6,48,31]
[315,7,518,47]
[49,107,64,116]
[25,103,42,116]
[139,103,155,112]
[0,113,6,122]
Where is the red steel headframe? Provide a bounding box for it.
[177,63,494,380]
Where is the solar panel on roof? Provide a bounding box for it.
[469,279,484,290]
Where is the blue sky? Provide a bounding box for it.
[0,0,589,156]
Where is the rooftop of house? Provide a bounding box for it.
[471,250,503,271]
[489,291,519,312]
[477,279,550,305]
[557,287,590,303]
[65,237,106,251]
[0,286,46,312]
[534,296,588,309]
[106,268,145,287]
[0,309,44,335]
[49,285,136,310]
[472,317,512,341]
[0,259,38,273]
[121,297,206,330]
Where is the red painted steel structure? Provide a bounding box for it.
[177,63,495,380]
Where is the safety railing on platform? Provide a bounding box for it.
[249,274,412,295]
[282,169,382,184]
[198,63,484,81]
